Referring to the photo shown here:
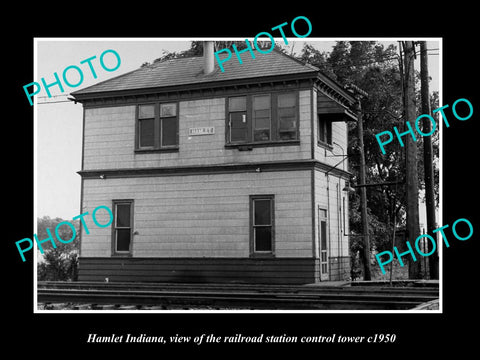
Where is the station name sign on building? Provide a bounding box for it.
[188,127,215,136]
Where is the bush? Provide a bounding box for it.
[37,248,78,281]
[36,216,79,281]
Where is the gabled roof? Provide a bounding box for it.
[71,49,319,98]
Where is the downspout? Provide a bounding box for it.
[337,181,342,279]
[332,141,345,280]
[326,173,331,281]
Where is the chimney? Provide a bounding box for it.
[203,41,215,75]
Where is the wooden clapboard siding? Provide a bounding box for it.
[329,256,351,281]
[82,90,312,171]
[312,118,348,167]
[317,91,348,114]
[80,170,313,258]
[77,257,318,284]
[313,169,349,261]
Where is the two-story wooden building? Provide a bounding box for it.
[71,41,357,284]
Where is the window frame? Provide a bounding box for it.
[137,104,156,149]
[277,92,299,141]
[228,96,249,144]
[135,102,179,153]
[317,113,333,147]
[252,94,272,142]
[226,91,299,147]
[249,195,275,257]
[111,199,134,256]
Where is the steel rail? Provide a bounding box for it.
[37,284,438,310]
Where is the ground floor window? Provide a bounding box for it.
[250,195,275,256]
[112,199,134,255]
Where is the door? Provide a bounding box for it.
[318,207,329,281]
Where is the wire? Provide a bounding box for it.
[37,100,73,104]
[37,94,70,99]
[306,46,439,72]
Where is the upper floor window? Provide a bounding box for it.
[318,114,332,146]
[278,93,297,140]
[253,94,271,141]
[228,96,248,143]
[138,105,155,148]
[227,91,298,145]
[136,103,179,151]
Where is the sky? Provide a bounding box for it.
[35,38,440,220]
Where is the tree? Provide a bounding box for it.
[297,43,333,76]
[141,40,286,67]
[37,216,80,281]
[299,41,439,279]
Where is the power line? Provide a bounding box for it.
[37,100,73,104]
[37,94,70,100]
[304,47,439,71]
[36,94,74,104]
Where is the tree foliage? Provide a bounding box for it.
[141,40,286,67]
[37,216,79,281]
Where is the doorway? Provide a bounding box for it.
[318,207,329,281]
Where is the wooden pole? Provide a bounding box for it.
[356,98,372,281]
[404,41,422,279]
[420,41,439,279]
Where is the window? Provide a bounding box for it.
[253,95,271,141]
[227,92,298,145]
[138,105,155,148]
[250,195,274,255]
[228,96,248,143]
[278,93,297,140]
[136,103,178,151]
[160,103,177,147]
[112,200,134,255]
[318,114,332,145]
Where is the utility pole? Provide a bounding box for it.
[420,41,439,279]
[352,85,371,281]
[403,41,422,279]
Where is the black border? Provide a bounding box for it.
[7,6,478,355]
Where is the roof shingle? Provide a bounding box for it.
[71,49,318,96]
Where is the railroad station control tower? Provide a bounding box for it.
[71,41,357,284]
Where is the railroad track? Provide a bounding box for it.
[37,281,439,310]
